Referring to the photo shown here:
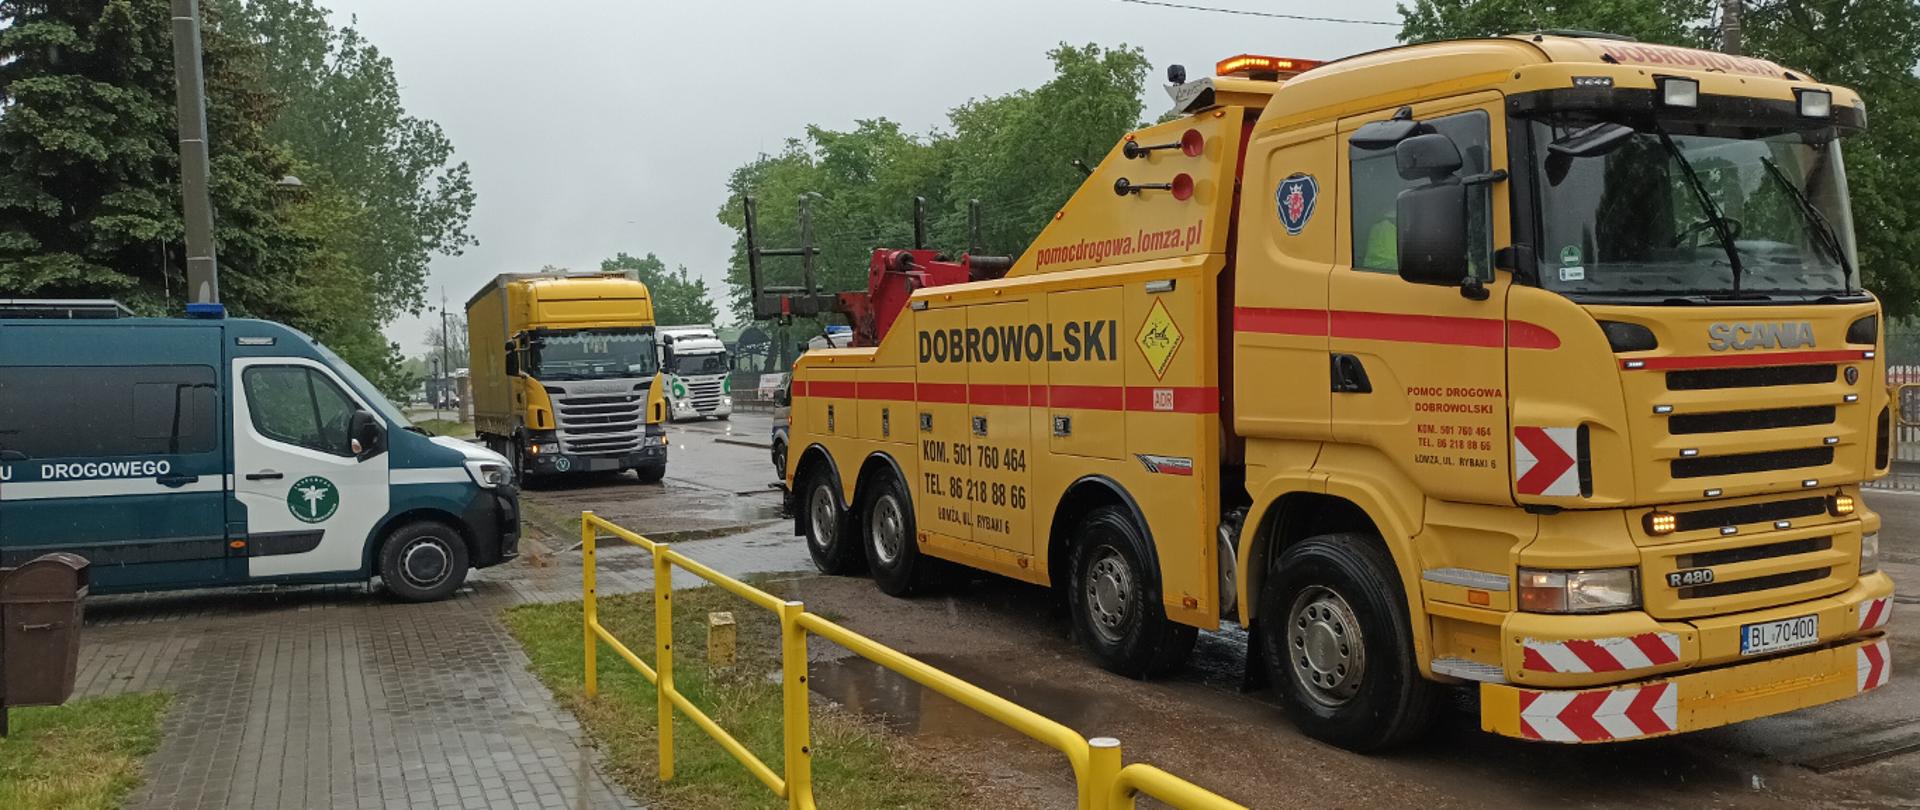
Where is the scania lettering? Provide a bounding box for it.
[468,272,670,483]
[658,324,734,421]
[773,36,1895,751]
[0,303,519,601]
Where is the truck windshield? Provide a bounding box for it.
[1529,115,1860,301]
[530,328,658,380]
[670,351,728,376]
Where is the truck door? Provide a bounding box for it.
[965,301,1035,555]
[1326,98,1514,503]
[0,323,231,590]
[232,358,391,579]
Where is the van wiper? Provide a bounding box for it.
[1759,156,1855,288]
[1656,127,1746,293]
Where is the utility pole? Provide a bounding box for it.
[438,290,452,409]
[1720,0,1743,55]
[170,0,220,309]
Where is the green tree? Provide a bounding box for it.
[713,43,1151,325]
[1394,0,1920,316]
[600,252,720,325]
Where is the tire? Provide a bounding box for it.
[860,470,931,597]
[801,464,862,575]
[1067,506,1196,678]
[1255,532,1438,752]
[715,413,731,421]
[771,438,788,481]
[634,463,666,484]
[379,521,470,603]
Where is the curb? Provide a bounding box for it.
[715,436,774,450]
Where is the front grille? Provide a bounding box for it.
[1679,536,1832,568]
[1679,567,1831,599]
[1666,364,1836,391]
[685,378,725,411]
[1668,406,1835,435]
[1670,496,1828,532]
[553,388,644,455]
[1670,447,1833,478]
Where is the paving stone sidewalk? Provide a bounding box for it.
[75,522,808,810]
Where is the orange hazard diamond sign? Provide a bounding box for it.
[1136,298,1184,380]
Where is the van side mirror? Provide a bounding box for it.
[348,410,386,459]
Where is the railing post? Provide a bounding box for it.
[1087,737,1122,810]
[655,545,675,782]
[779,601,815,809]
[583,512,599,698]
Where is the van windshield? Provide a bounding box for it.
[530,327,658,380]
[315,344,416,428]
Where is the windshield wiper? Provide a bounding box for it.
[1759,156,1855,288]
[1655,126,1747,293]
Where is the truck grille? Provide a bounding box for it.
[1666,364,1837,390]
[1667,406,1834,435]
[684,377,726,413]
[546,382,646,455]
[1670,447,1834,478]
[1668,496,1828,533]
[1642,521,1855,619]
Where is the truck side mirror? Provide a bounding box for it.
[1393,133,1470,288]
[348,410,386,459]
[504,340,518,376]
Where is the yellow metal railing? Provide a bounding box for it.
[580,511,1246,810]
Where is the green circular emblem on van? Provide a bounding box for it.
[288,476,340,523]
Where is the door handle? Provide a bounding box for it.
[245,470,284,481]
[157,473,200,488]
[1330,354,1373,394]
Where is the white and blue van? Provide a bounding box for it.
[0,303,519,601]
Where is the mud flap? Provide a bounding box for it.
[1242,616,1271,693]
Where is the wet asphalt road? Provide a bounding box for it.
[525,414,1920,809]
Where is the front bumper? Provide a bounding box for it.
[463,483,520,567]
[1482,634,1891,743]
[528,444,667,475]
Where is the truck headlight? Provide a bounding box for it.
[1518,567,1640,614]
[643,434,666,447]
[1861,532,1880,575]
[465,460,509,489]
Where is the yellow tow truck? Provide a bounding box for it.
[775,35,1894,750]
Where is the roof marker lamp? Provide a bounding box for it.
[1517,567,1640,614]
[1658,76,1699,108]
[1797,88,1833,119]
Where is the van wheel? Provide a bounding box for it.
[634,463,666,484]
[801,465,861,575]
[771,438,788,481]
[1068,506,1195,678]
[380,521,470,603]
[861,471,932,597]
[1255,532,1438,752]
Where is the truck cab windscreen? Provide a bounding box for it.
[670,351,728,376]
[529,329,658,380]
[1529,114,1860,301]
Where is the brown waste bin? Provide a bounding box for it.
[1,552,90,708]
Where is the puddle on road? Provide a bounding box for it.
[806,653,1121,743]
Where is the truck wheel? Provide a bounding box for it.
[801,465,861,575]
[861,471,932,597]
[771,438,788,481]
[634,464,666,484]
[1255,532,1438,752]
[380,521,470,603]
[1068,506,1196,678]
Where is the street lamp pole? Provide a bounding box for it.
[438,290,452,411]
[170,0,219,309]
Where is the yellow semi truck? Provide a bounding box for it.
[779,35,1895,750]
[468,272,670,483]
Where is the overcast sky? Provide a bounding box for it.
[331,0,1407,354]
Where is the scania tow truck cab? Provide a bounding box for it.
[780,35,1894,750]
[0,304,518,602]
[658,324,734,421]
[468,272,671,483]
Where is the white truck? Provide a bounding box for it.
[657,325,732,421]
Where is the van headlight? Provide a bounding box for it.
[1861,532,1880,575]
[465,460,509,489]
[1517,567,1640,613]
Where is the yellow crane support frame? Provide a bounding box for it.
[580,511,1246,810]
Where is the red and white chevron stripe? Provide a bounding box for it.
[1860,596,1893,632]
[1857,639,1891,693]
[1519,681,1677,742]
[1522,632,1682,673]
